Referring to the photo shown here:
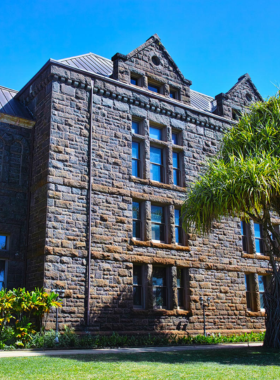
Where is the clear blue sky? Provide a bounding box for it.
[0,0,278,99]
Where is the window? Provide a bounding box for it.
[148,84,159,93]
[133,265,143,307]
[173,152,180,186]
[254,223,264,254]
[241,221,249,252]
[170,90,176,99]
[132,142,140,178]
[152,266,167,308]
[131,77,137,86]
[0,235,7,250]
[150,126,162,140]
[245,274,254,310]
[175,209,182,244]
[151,205,165,242]
[132,121,139,134]
[172,133,178,145]
[177,268,184,307]
[150,146,163,182]
[232,109,241,121]
[258,275,267,310]
[132,201,141,239]
[0,260,5,289]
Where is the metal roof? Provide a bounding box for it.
[58,52,215,112]
[0,85,33,120]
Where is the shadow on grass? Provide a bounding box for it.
[55,347,280,367]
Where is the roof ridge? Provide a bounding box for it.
[0,85,18,93]
[58,52,112,63]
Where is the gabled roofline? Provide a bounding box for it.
[15,58,234,125]
[226,73,263,102]
[58,52,111,62]
[112,34,192,86]
[0,85,18,93]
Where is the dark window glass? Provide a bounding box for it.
[172,133,178,145]
[131,78,137,85]
[258,275,266,310]
[151,205,165,242]
[170,91,176,99]
[132,121,139,134]
[173,152,180,186]
[148,84,159,93]
[241,221,248,252]
[133,266,142,306]
[245,274,252,310]
[254,223,264,254]
[132,142,140,177]
[177,268,184,307]
[175,209,182,244]
[132,202,141,239]
[0,236,7,250]
[150,126,162,140]
[150,146,163,182]
[0,260,5,290]
[152,267,167,308]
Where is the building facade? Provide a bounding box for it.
[0,34,271,335]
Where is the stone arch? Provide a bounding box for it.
[9,140,23,185]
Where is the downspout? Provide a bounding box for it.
[86,81,93,326]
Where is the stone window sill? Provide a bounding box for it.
[130,239,190,251]
[246,310,266,317]
[130,176,186,192]
[132,309,191,316]
[242,253,270,261]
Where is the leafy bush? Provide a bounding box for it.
[0,288,61,347]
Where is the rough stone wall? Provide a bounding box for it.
[0,121,31,288]
[34,66,270,334]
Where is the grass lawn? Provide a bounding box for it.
[0,347,280,380]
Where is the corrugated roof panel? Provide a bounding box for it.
[0,86,33,119]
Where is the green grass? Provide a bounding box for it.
[0,347,280,380]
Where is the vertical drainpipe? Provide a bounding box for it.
[87,81,93,326]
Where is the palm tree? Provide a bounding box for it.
[182,92,280,348]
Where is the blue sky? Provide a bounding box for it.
[0,0,278,98]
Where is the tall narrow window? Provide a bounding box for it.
[175,209,182,244]
[132,142,140,178]
[150,146,163,182]
[132,201,141,240]
[241,221,249,252]
[152,266,167,308]
[173,152,180,186]
[254,223,264,254]
[133,265,143,307]
[132,121,139,134]
[0,235,7,250]
[172,133,178,145]
[245,274,253,310]
[150,126,162,140]
[151,205,165,242]
[177,268,184,307]
[0,260,5,290]
[258,275,267,310]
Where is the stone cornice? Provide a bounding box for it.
[0,112,35,129]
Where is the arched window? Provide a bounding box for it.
[9,141,23,185]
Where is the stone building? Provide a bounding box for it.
[0,34,271,335]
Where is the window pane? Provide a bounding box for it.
[152,267,166,286]
[133,287,142,306]
[132,202,140,220]
[0,236,7,250]
[170,92,176,99]
[172,133,178,145]
[150,127,162,140]
[177,268,182,287]
[132,142,139,159]
[258,275,265,292]
[254,223,262,238]
[260,293,265,309]
[241,221,245,236]
[173,170,179,186]
[131,78,137,85]
[175,226,181,244]
[132,159,139,177]
[132,121,139,134]
[177,288,183,307]
[154,287,166,307]
[133,220,141,239]
[148,85,159,93]
[175,209,180,226]
[150,146,162,164]
[242,236,248,252]
[0,260,5,289]
[245,275,250,291]
[133,266,142,286]
[151,223,164,241]
[150,164,161,182]
[255,239,263,253]
[151,206,164,223]
[173,152,179,168]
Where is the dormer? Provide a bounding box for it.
[111,34,192,105]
